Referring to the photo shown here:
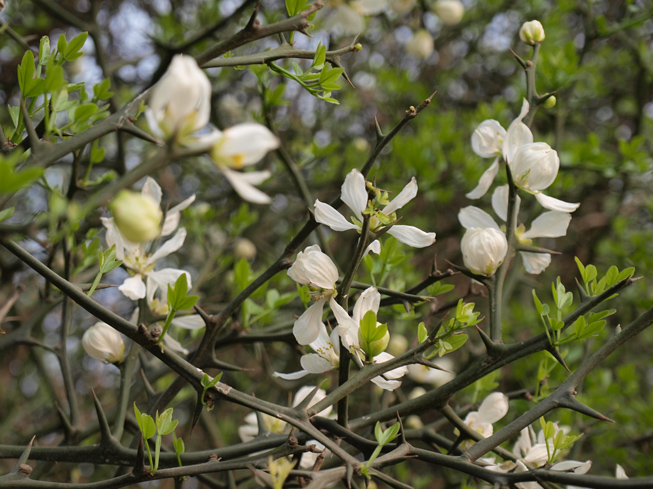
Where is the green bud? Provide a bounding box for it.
[110,190,162,243]
[359,323,390,359]
[542,95,557,108]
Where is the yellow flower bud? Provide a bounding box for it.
[109,190,162,243]
[519,20,545,45]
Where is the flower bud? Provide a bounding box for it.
[408,387,427,400]
[359,325,390,359]
[147,55,212,140]
[432,0,464,25]
[82,322,125,364]
[510,142,560,192]
[519,20,545,45]
[542,95,557,108]
[233,238,257,260]
[405,29,434,60]
[109,190,162,243]
[461,228,508,276]
[405,415,424,429]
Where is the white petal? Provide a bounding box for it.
[274,369,310,380]
[163,335,189,355]
[477,392,509,424]
[149,228,187,264]
[387,225,436,248]
[514,428,532,458]
[364,239,381,256]
[616,464,628,479]
[102,217,138,261]
[503,99,533,163]
[314,200,359,232]
[352,286,381,323]
[373,352,408,379]
[341,170,367,220]
[301,353,336,373]
[535,193,580,212]
[293,301,326,345]
[523,444,549,465]
[220,166,272,204]
[520,252,551,275]
[142,177,162,206]
[162,194,196,237]
[466,157,500,200]
[522,211,571,239]
[288,247,339,290]
[119,275,146,300]
[331,298,359,350]
[384,177,418,215]
[172,314,206,330]
[147,268,191,304]
[491,184,521,223]
[471,120,506,158]
[371,376,402,391]
[219,123,280,166]
[458,206,500,230]
[551,460,591,474]
[236,170,273,186]
[238,423,259,443]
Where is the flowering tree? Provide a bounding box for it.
[0,1,652,488]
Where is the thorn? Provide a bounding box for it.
[510,48,528,69]
[416,355,451,373]
[424,90,437,106]
[374,116,384,140]
[194,304,217,329]
[133,437,146,476]
[190,393,204,437]
[54,402,73,441]
[396,412,407,445]
[245,0,261,30]
[558,394,614,423]
[575,278,589,303]
[296,384,324,412]
[9,436,35,474]
[139,369,156,400]
[205,357,252,372]
[91,389,113,446]
[546,346,571,373]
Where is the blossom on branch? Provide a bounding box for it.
[82,322,125,364]
[287,245,339,345]
[314,169,436,248]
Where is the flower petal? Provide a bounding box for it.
[220,166,272,204]
[314,199,359,232]
[147,268,191,304]
[477,392,509,424]
[503,99,533,163]
[466,157,500,200]
[384,177,418,215]
[371,376,402,391]
[522,211,571,239]
[331,298,360,350]
[520,252,551,275]
[162,194,196,237]
[387,225,436,248]
[119,275,146,300]
[301,353,336,374]
[341,170,367,220]
[364,239,381,256]
[472,120,506,158]
[551,460,592,474]
[534,193,580,212]
[523,443,549,465]
[172,314,206,330]
[293,301,326,345]
[219,123,280,166]
[274,369,310,380]
[458,206,500,230]
[491,184,521,223]
[149,228,187,264]
[352,286,381,323]
[142,177,162,206]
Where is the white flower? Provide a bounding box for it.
[274,323,341,380]
[520,20,545,45]
[314,169,436,248]
[460,227,508,276]
[102,177,195,300]
[616,464,628,479]
[198,123,279,204]
[146,55,212,141]
[287,245,339,345]
[493,185,572,274]
[109,190,162,243]
[467,100,580,213]
[406,29,434,60]
[391,0,416,15]
[331,286,408,391]
[432,0,465,25]
[238,386,332,442]
[463,392,509,439]
[82,322,125,363]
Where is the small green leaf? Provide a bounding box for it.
[417,322,428,343]
[38,36,51,66]
[0,207,15,222]
[64,32,88,61]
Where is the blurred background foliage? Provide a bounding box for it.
[0,0,652,487]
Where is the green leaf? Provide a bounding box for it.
[417,322,428,343]
[160,419,179,436]
[532,290,544,315]
[154,435,162,472]
[18,50,36,96]
[99,246,122,273]
[0,207,15,222]
[56,34,68,57]
[93,78,114,101]
[44,64,66,93]
[617,267,635,282]
[71,103,98,122]
[141,415,156,439]
[374,422,383,442]
[173,433,185,454]
[444,334,468,354]
[64,32,88,61]
[8,106,20,128]
[38,36,51,66]
[313,44,326,70]
[134,403,143,432]
[360,310,377,342]
[234,258,252,292]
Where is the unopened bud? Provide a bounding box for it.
[406,29,434,60]
[405,415,424,429]
[542,95,556,108]
[359,326,390,359]
[408,387,427,400]
[82,322,125,364]
[354,43,363,51]
[432,0,464,25]
[519,20,545,45]
[109,190,162,243]
[461,228,508,276]
[233,238,257,260]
